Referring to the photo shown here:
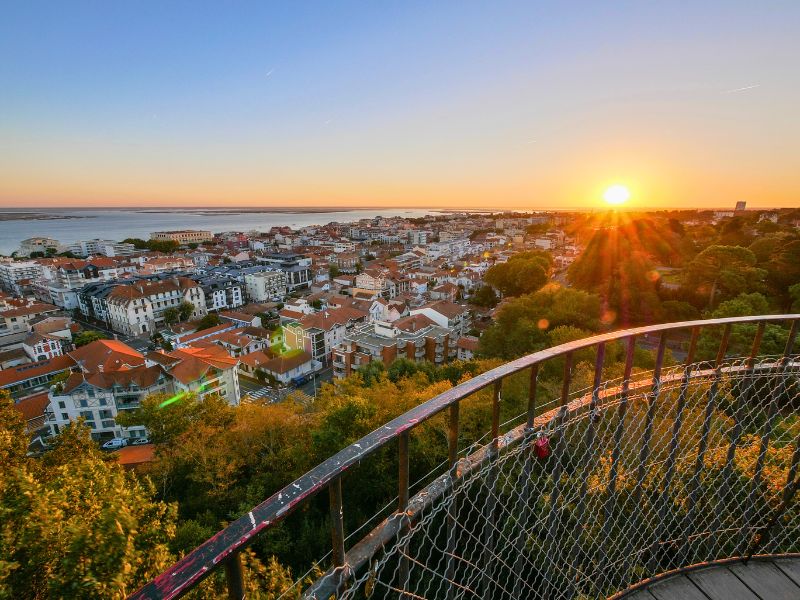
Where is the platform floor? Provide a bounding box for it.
[624,557,800,600]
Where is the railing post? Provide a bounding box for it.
[740,319,798,555]
[481,380,502,600]
[543,351,573,596]
[445,402,460,599]
[651,326,699,572]
[224,550,246,600]
[597,335,636,590]
[568,343,605,596]
[680,323,731,566]
[328,478,346,596]
[398,431,410,594]
[512,364,539,597]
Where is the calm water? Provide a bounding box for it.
[0,208,447,255]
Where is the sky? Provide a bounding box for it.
[1,1,799,210]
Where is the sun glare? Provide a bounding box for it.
[603,184,630,206]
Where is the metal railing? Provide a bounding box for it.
[130,315,800,599]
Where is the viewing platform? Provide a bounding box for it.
[131,314,800,599]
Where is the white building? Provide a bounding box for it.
[18,237,62,257]
[66,239,136,257]
[0,261,43,293]
[244,271,288,302]
[106,277,206,335]
[150,230,213,244]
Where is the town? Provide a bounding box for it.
[2,204,797,463]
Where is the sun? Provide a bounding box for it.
[603,184,630,206]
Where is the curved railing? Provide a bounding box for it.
[131,315,800,599]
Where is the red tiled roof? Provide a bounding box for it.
[68,339,145,373]
[13,391,50,422]
[299,307,367,332]
[0,354,75,388]
[165,345,238,384]
[0,303,59,318]
[117,444,156,467]
[262,349,312,374]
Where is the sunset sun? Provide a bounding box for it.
[603,184,630,206]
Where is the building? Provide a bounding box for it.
[244,271,288,302]
[65,239,136,257]
[105,277,207,335]
[256,253,312,291]
[408,230,434,246]
[456,335,479,360]
[37,258,127,309]
[239,348,316,385]
[45,339,240,442]
[18,237,62,257]
[410,301,471,336]
[294,307,368,364]
[150,230,213,244]
[0,261,43,293]
[0,303,60,333]
[0,354,76,399]
[197,275,245,311]
[332,315,458,379]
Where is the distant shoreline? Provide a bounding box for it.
[0,212,91,222]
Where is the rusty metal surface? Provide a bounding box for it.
[129,315,799,600]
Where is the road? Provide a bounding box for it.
[239,367,333,404]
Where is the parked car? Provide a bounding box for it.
[131,437,150,446]
[101,437,128,450]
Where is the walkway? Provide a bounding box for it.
[621,557,800,600]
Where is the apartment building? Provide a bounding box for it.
[0,261,43,293]
[65,239,136,257]
[244,270,288,302]
[198,275,245,310]
[38,258,129,309]
[256,253,312,291]
[150,230,213,244]
[105,277,207,335]
[332,315,458,379]
[410,300,471,336]
[46,339,240,442]
[295,307,368,364]
[18,237,62,257]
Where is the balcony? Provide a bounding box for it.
[132,315,800,600]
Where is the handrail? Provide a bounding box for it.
[129,314,800,599]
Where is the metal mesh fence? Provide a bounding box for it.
[317,356,800,599]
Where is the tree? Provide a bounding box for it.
[0,395,178,598]
[163,307,179,325]
[483,251,551,297]
[471,285,498,308]
[73,329,107,347]
[684,245,765,308]
[766,239,800,310]
[478,285,602,359]
[122,238,149,250]
[196,313,221,331]
[328,264,340,279]
[178,301,195,321]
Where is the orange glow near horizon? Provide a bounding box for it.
[603,185,631,206]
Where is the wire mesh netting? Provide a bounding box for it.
[308,356,800,599]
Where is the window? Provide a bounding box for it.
[99,397,107,406]
[79,399,88,408]
[61,412,69,420]
[58,401,65,409]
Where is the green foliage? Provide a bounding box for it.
[661,300,700,323]
[470,285,498,307]
[328,264,340,278]
[178,301,195,321]
[73,329,107,347]
[122,238,180,253]
[0,395,177,598]
[478,284,602,359]
[484,251,551,297]
[195,313,221,331]
[684,245,765,308]
[163,307,179,325]
[697,293,789,358]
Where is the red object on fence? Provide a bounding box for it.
[534,435,550,459]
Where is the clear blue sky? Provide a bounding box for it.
[1,1,798,209]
